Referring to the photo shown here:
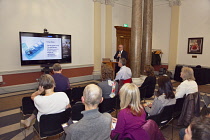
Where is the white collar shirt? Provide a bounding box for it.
[115,66,132,80]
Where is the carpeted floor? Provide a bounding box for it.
[1,80,210,140]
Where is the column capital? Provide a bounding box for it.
[93,0,117,6]
[169,0,182,7]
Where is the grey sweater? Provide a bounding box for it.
[145,94,176,116]
[65,109,112,140]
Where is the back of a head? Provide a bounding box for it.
[83,84,102,106]
[157,76,175,99]
[191,116,210,140]
[144,65,154,76]
[53,63,62,71]
[182,67,195,81]
[119,83,142,116]
[39,74,55,90]
[119,58,126,66]
[101,64,113,81]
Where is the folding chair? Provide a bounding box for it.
[33,108,71,139]
[99,97,116,113]
[71,101,85,121]
[147,104,175,139]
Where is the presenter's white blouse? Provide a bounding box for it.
[115,66,132,81]
[175,80,198,99]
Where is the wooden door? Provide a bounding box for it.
[115,26,131,67]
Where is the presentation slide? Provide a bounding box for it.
[21,37,62,60]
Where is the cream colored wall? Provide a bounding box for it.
[112,0,132,58]
[0,0,94,72]
[177,0,210,67]
[152,3,171,64]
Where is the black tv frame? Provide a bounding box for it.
[19,31,71,66]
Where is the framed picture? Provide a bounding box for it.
[187,37,203,54]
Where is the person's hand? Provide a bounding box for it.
[37,86,44,94]
[184,125,192,140]
[112,117,117,123]
[117,53,121,57]
[143,103,148,107]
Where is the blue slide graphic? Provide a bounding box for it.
[22,40,44,59]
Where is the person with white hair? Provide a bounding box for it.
[65,84,112,140]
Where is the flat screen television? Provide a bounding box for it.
[20,32,71,66]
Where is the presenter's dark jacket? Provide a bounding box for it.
[114,50,128,61]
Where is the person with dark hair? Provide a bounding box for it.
[180,116,210,140]
[143,76,176,116]
[52,63,70,92]
[140,65,156,98]
[20,74,70,127]
[98,64,118,99]
[115,58,132,81]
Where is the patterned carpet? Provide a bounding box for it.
[0,80,210,140]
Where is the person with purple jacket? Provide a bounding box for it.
[52,63,70,92]
[111,83,150,140]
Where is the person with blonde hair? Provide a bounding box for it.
[111,83,149,140]
[175,67,198,99]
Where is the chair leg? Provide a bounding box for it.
[171,119,173,140]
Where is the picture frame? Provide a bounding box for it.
[187,37,203,54]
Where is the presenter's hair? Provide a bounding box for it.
[120,83,143,116]
[181,67,195,81]
[39,74,55,90]
[144,65,154,76]
[53,63,62,71]
[191,116,210,140]
[119,58,126,66]
[101,64,113,81]
[83,84,102,106]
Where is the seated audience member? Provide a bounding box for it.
[144,76,176,116]
[115,58,132,81]
[140,65,156,98]
[65,84,112,140]
[52,63,70,92]
[98,64,118,99]
[180,116,210,140]
[111,83,150,140]
[21,74,70,127]
[175,67,198,99]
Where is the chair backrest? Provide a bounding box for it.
[139,85,148,100]
[202,94,210,107]
[64,88,72,102]
[147,104,175,126]
[21,96,36,115]
[71,101,85,121]
[178,92,200,126]
[99,97,116,113]
[173,97,185,118]
[71,87,85,104]
[38,108,71,138]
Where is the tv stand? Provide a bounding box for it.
[40,64,53,74]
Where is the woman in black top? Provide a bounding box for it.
[140,65,156,99]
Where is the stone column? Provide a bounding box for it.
[93,0,102,79]
[130,0,143,78]
[168,1,180,71]
[105,1,113,59]
[141,0,153,74]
